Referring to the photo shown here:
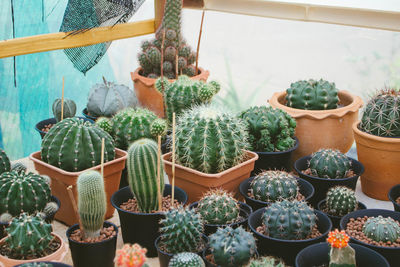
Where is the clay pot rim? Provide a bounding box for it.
[388,184,400,210]
[66,221,118,246]
[253,137,299,155]
[268,90,363,119]
[353,121,400,144]
[316,199,367,220]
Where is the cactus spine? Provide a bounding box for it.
[96,117,113,135]
[0,148,10,175]
[52,98,77,122]
[326,186,358,217]
[168,252,205,267]
[327,230,356,267]
[308,149,352,179]
[362,216,400,243]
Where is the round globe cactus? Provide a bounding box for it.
[52,98,77,122]
[168,252,205,267]
[363,216,400,243]
[325,186,358,216]
[308,148,352,179]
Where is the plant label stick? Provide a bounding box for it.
[171,112,176,206]
[67,185,84,235]
[61,77,65,121]
[157,135,162,211]
[101,138,105,177]
[195,10,205,75]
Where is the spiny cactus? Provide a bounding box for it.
[87,77,138,118]
[240,106,297,152]
[247,256,287,267]
[168,252,205,267]
[41,117,115,172]
[77,170,107,238]
[17,263,54,267]
[326,186,358,217]
[11,162,26,174]
[5,213,53,257]
[196,189,240,225]
[52,98,77,122]
[175,105,248,173]
[250,170,299,202]
[327,229,356,267]
[0,212,12,223]
[43,201,59,220]
[286,79,339,110]
[127,138,164,213]
[360,88,400,137]
[262,200,316,240]
[114,243,148,267]
[96,117,113,135]
[160,206,203,254]
[0,148,10,175]
[209,226,256,267]
[362,216,400,243]
[308,149,352,179]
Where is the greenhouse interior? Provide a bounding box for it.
[0,0,400,266]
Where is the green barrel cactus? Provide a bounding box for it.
[168,252,205,267]
[250,170,299,202]
[77,170,107,238]
[0,148,10,175]
[209,226,256,267]
[41,117,115,172]
[52,98,77,123]
[160,206,203,254]
[326,186,358,217]
[196,189,240,225]
[175,105,248,174]
[308,149,352,179]
[240,106,297,152]
[96,117,113,135]
[363,216,400,243]
[286,79,339,110]
[360,88,400,137]
[18,263,54,267]
[262,200,316,240]
[247,256,287,267]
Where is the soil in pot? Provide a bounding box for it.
[317,200,366,229]
[388,184,400,212]
[0,236,61,260]
[120,195,180,213]
[35,117,94,139]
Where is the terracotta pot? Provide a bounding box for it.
[131,67,209,117]
[353,121,400,200]
[162,150,258,203]
[268,90,363,161]
[29,149,127,226]
[0,233,68,267]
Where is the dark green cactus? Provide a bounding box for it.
[0,148,11,175]
[41,117,115,172]
[262,200,316,240]
[52,98,77,122]
[247,256,287,267]
[286,79,339,110]
[360,88,400,137]
[209,226,256,267]
[362,216,400,243]
[240,106,296,152]
[308,149,352,179]
[43,201,59,219]
[11,162,27,174]
[168,252,205,267]
[96,117,113,135]
[250,170,299,202]
[326,186,358,217]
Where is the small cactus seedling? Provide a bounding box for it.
[326,186,358,217]
[327,229,356,267]
[168,252,205,267]
[362,216,400,243]
[247,256,287,267]
[52,98,77,122]
[114,243,149,267]
[96,117,113,135]
[0,148,10,175]
[308,149,352,179]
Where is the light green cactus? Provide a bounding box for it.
[52,98,77,122]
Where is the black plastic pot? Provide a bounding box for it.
[67,221,118,267]
[317,200,366,229]
[295,242,389,267]
[189,201,252,235]
[35,117,94,139]
[251,137,299,176]
[111,184,188,257]
[249,208,332,265]
[202,247,259,267]
[388,184,400,212]
[14,262,72,267]
[294,156,364,206]
[239,176,314,212]
[82,108,98,121]
[340,209,400,267]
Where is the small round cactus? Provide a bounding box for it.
[114,243,148,267]
[168,252,205,267]
[326,186,358,217]
[52,98,77,122]
[363,216,400,243]
[43,201,59,219]
[327,229,356,266]
[0,148,10,175]
[96,117,113,135]
[308,149,352,179]
[247,256,287,267]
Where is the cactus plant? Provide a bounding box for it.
[0,148,10,175]
[169,252,205,267]
[286,79,339,110]
[160,206,203,254]
[0,212,12,223]
[250,170,299,202]
[18,263,54,267]
[209,226,256,267]
[52,98,77,122]
[41,117,115,172]
[362,216,400,243]
[114,243,149,267]
[87,77,138,117]
[175,105,248,174]
[327,229,356,267]
[360,88,400,137]
[308,149,352,179]
[247,256,287,267]
[43,201,59,219]
[326,186,358,217]
[262,200,316,240]
[96,117,113,135]
[196,189,240,225]
[240,106,297,152]
[11,162,27,174]
[77,170,107,238]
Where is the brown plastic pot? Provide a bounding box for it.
[131,67,209,117]
[162,150,258,203]
[269,90,363,161]
[353,121,400,200]
[29,149,127,226]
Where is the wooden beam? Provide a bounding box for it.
[0,19,156,59]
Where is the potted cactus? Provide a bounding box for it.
[14,263,72,267]
[246,256,287,266]
[269,79,363,160]
[114,243,149,267]
[353,88,400,200]
[240,106,298,173]
[169,252,205,267]
[388,184,400,212]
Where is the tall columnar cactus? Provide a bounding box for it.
[111,108,167,150]
[127,138,164,213]
[326,186,358,217]
[262,200,316,240]
[175,105,248,173]
[169,252,205,267]
[4,213,53,257]
[308,149,352,179]
[250,170,299,202]
[327,230,356,267]
[196,189,240,225]
[77,170,107,238]
[286,79,339,110]
[360,88,400,137]
[362,216,400,243]
[247,256,287,267]
[0,171,51,216]
[52,98,77,123]
[240,106,297,152]
[0,148,10,175]
[114,243,149,267]
[209,226,256,267]
[160,206,203,254]
[87,77,138,117]
[41,117,115,172]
